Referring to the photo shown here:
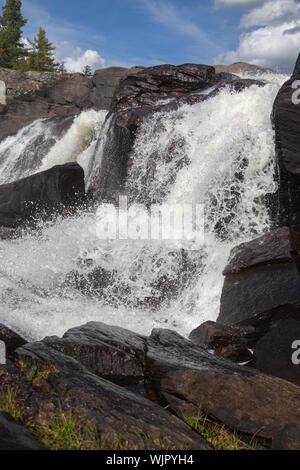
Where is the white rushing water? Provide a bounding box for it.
[0,109,108,185]
[0,72,287,341]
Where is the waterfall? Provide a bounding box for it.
[0,72,287,341]
[0,109,108,186]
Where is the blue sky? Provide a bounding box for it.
[2,0,300,72]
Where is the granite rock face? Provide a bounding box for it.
[145,328,300,442]
[43,321,147,386]
[0,162,85,228]
[254,319,300,386]
[272,53,300,233]
[217,227,300,326]
[0,66,145,144]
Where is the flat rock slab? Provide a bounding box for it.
[218,227,300,325]
[14,341,211,450]
[0,412,42,450]
[254,319,300,386]
[44,321,147,385]
[145,328,300,441]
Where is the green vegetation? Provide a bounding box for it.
[37,409,102,450]
[0,0,27,69]
[25,364,60,387]
[0,0,93,73]
[0,386,23,423]
[82,65,92,77]
[26,27,59,72]
[184,412,253,451]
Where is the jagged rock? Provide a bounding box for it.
[89,64,264,201]
[254,319,300,386]
[216,343,253,363]
[272,424,300,450]
[272,53,300,233]
[0,163,85,228]
[91,66,145,110]
[189,321,257,349]
[0,66,147,144]
[43,321,147,385]
[189,321,255,363]
[13,341,211,450]
[217,227,300,325]
[145,328,300,441]
[0,412,42,450]
[0,324,26,355]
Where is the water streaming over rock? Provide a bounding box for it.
[0,72,287,341]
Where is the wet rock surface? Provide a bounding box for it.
[90,64,264,201]
[0,162,85,228]
[218,227,300,326]
[254,319,300,386]
[272,53,300,233]
[43,321,147,386]
[145,328,300,441]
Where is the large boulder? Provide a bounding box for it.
[0,412,42,450]
[11,341,211,450]
[89,64,264,201]
[189,321,255,363]
[272,53,300,233]
[254,319,300,386]
[91,66,145,110]
[145,328,300,442]
[43,321,147,386]
[0,162,85,228]
[217,227,300,325]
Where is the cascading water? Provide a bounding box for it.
[0,109,108,185]
[0,72,287,341]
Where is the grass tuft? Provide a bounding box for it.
[0,386,23,424]
[184,412,251,451]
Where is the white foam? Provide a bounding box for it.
[0,72,288,340]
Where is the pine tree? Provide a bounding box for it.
[27,27,58,72]
[82,65,92,77]
[0,0,27,69]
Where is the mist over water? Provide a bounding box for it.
[0,72,287,341]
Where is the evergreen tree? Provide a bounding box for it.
[82,65,92,77]
[0,0,27,69]
[27,27,58,72]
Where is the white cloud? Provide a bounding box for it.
[64,49,105,73]
[21,0,107,71]
[214,0,300,72]
[240,0,300,27]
